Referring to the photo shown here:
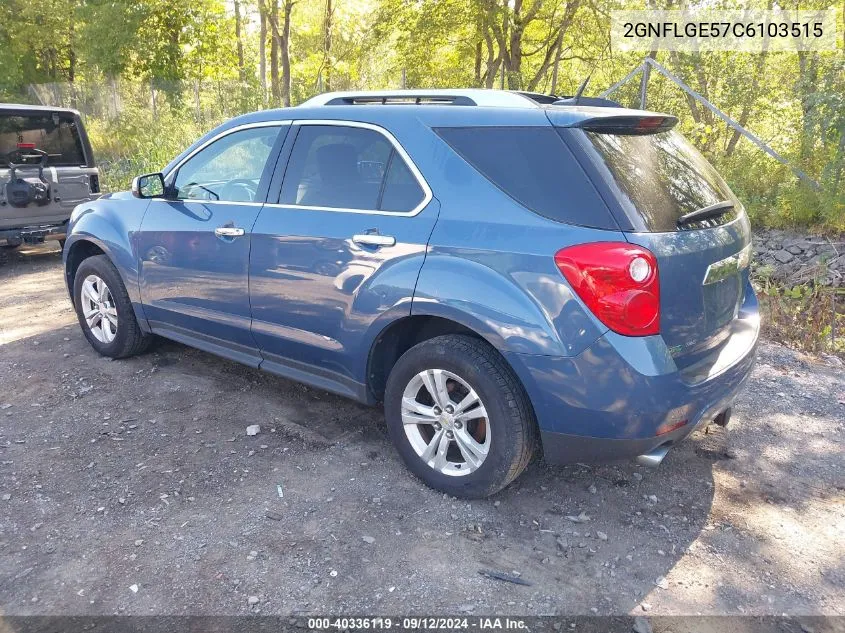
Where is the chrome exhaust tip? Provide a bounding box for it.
[636,445,670,468]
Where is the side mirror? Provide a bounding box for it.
[132,172,166,199]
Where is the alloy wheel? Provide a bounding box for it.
[80,274,118,344]
[401,369,490,476]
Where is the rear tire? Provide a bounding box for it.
[384,334,537,498]
[73,254,154,358]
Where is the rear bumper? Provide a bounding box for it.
[507,284,760,465]
[0,221,68,245]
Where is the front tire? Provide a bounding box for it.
[73,254,153,358]
[384,334,537,498]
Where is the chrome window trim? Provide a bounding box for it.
[160,120,292,203]
[269,119,433,217]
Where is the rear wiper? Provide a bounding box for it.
[677,201,734,226]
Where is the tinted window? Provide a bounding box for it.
[0,113,86,167]
[281,125,424,212]
[583,130,736,232]
[174,126,280,202]
[434,126,618,229]
[380,152,425,212]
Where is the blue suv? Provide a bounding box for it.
[64,89,759,498]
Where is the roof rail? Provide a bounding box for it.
[301,90,541,108]
[325,94,476,106]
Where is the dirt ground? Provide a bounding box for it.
[0,243,843,617]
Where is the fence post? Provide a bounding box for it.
[638,62,651,109]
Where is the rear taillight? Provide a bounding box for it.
[554,242,660,337]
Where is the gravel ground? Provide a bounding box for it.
[0,243,843,616]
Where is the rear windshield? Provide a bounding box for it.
[0,113,86,167]
[434,126,618,230]
[583,129,737,232]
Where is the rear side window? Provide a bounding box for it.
[582,130,737,232]
[280,124,426,213]
[0,113,86,167]
[434,126,618,229]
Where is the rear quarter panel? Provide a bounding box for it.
[407,114,620,358]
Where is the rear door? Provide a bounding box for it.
[248,121,438,397]
[0,109,96,229]
[559,121,751,360]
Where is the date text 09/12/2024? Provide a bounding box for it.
[308,617,529,630]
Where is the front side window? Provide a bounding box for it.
[280,124,425,213]
[173,126,281,202]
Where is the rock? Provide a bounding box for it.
[655,575,669,589]
[493,500,501,507]
[787,245,803,255]
[265,509,284,521]
[773,250,794,264]
[247,550,258,561]
[565,511,591,523]
[633,616,653,633]
[640,601,651,611]
[596,531,608,541]
[556,537,569,550]
[134,539,144,546]
[248,596,260,606]
[246,424,260,436]
[1,493,10,501]
[588,485,597,494]
[632,472,643,481]
[129,584,139,594]
[362,536,375,544]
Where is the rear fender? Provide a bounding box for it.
[412,255,603,357]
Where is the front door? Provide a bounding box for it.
[249,121,438,397]
[138,123,288,366]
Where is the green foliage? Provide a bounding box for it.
[755,277,845,355]
[0,0,842,234]
[86,103,209,191]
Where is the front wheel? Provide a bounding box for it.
[73,254,154,358]
[384,334,537,498]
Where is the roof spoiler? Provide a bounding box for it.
[573,114,678,135]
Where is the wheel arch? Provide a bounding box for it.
[64,235,149,332]
[366,314,531,407]
[64,237,107,301]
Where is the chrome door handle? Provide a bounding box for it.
[215,226,245,238]
[352,234,395,247]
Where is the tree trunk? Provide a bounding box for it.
[259,3,268,103]
[474,40,482,87]
[270,0,281,106]
[797,51,819,161]
[234,0,245,83]
[281,0,294,107]
[323,0,333,91]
